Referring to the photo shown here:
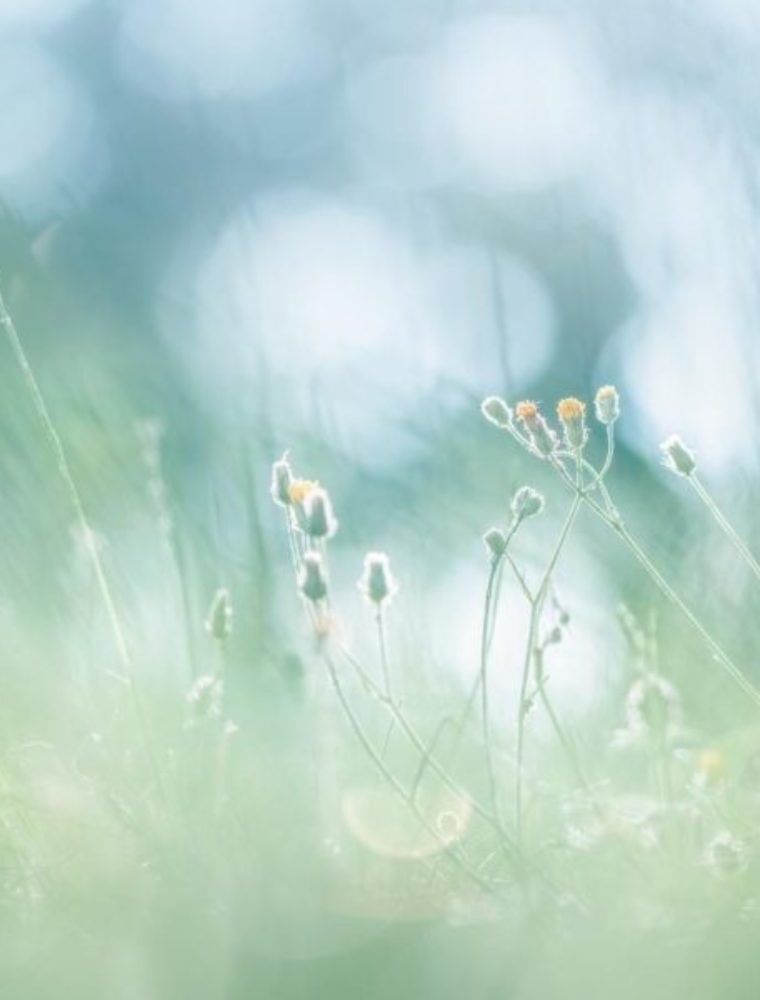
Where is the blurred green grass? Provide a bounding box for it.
[4,262,760,1000]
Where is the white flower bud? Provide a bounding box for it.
[270,454,293,507]
[660,435,696,477]
[594,385,620,425]
[300,551,328,603]
[481,396,513,429]
[358,551,398,606]
[511,485,545,522]
[303,487,338,539]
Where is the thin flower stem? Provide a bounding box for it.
[376,608,393,698]
[337,643,520,857]
[515,493,583,846]
[321,647,492,891]
[551,457,760,709]
[480,554,505,823]
[689,474,760,585]
[534,661,589,793]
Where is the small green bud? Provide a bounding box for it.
[483,527,507,559]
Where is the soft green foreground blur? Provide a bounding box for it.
[4,1,760,998]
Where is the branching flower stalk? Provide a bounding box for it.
[514,491,583,845]
[272,460,514,885]
[660,435,760,587]
[483,387,760,711]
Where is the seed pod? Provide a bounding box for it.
[270,454,294,507]
[556,397,587,451]
[300,551,328,603]
[481,396,513,429]
[483,527,507,559]
[594,385,620,425]
[660,435,696,477]
[303,487,338,540]
[511,485,545,522]
[206,587,233,641]
[515,401,557,458]
[358,551,398,606]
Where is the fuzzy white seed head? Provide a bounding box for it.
[303,487,338,540]
[481,396,513,430]
[594,385,620,425]
[483,527,507,559]
[270,453,294,507]
[660,435,696,477]
[300,551,328,603]
[515,401,557,458]
[556,398,588,452]
[511,485,545,523]
[358,551,398,606]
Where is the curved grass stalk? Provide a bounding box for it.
[0,291,132,681]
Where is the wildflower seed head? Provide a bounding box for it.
[556,397,588,451]
[358,551,399,606]
[594,385,620,425]
[186,673,224,723]
[515,400,538,422]
[515,401,557,458]
[483,527,507,559]
[299,551,328,603]
[625,674,681,741]
[660,435,696,477]
[481,396,513,430]
[706,831,747,875]
[511,485,545,523]
[303,487,338,540]
[270,453,294,507]
[205,587,233,641]
[288,478,319,505]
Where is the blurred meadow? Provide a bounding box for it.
[4,1,760,998]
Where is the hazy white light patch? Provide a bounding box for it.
[177,196,557,462]
[0,0,84,28]
[612,284,756,474]
[118,0,321,102]
[416,247,557,393]
[689,0,760,37]
[0,42,104,218]
[596,93,754,302]
[432,14,608,193]
[345,54,452,190]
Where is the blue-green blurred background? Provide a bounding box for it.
[5,3,760,998]
[3,0,760,716]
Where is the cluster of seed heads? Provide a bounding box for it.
[270,453,398,612]
[482,385,620,462]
